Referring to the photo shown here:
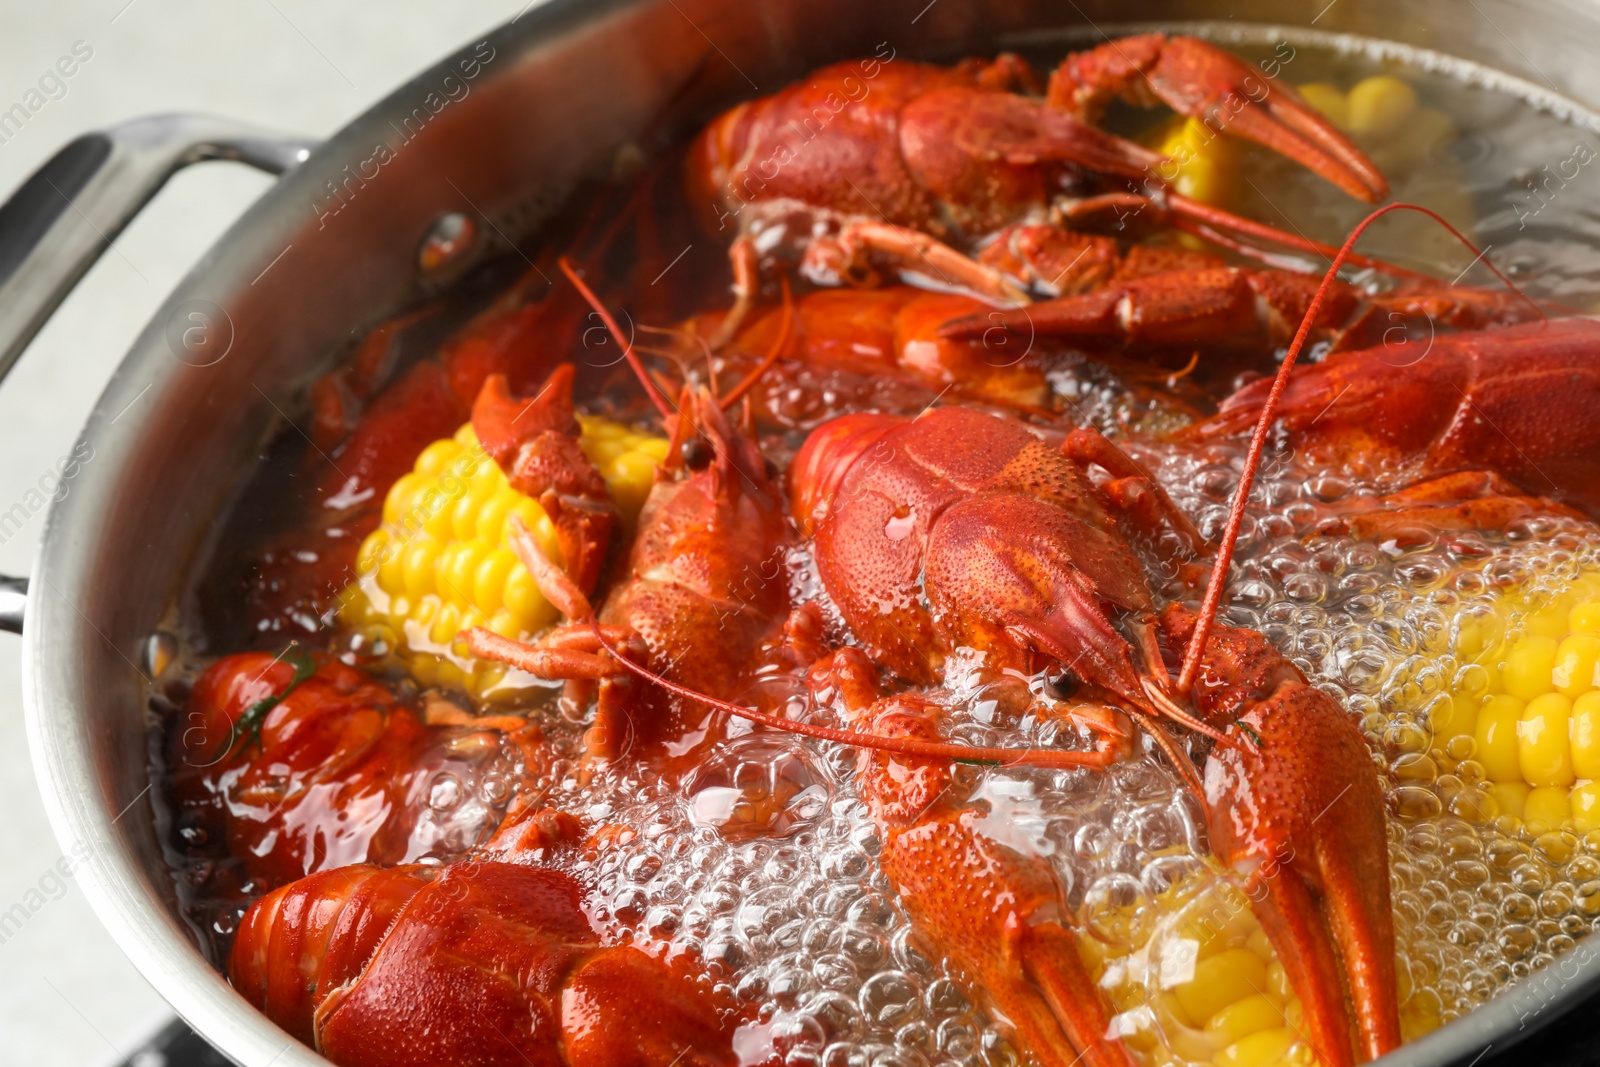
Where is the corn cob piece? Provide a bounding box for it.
[1297,75,1454,172]
[1078,868,1315,1067]
[1431,570,1600,834]
[1077,865,1435,1067]
[1148,116,1241,210]
[340,418,667,700]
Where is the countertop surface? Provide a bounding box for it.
[0,4,519,1063]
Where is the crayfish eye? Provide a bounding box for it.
[681,437,714,471]
[1049,672,1081,700]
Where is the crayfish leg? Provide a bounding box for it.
[707,234,761,350]
[1062,427,1208,555]
[804,220,1031,305]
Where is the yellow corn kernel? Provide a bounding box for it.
[503,563,548,629]
[1571,601,1600,634]
[374,538,406,595]
[1174,949,1268,1029]
[1491,781,1531,820]
[1524,785,1573,832]
[1264,958,1291,1002]
[1150,116,1239,209]
[1166,1020,1221,1066]
[449,485,484,541]
[420,487,459,540]
[1554,633,1600,697]
[1245,926,1274,962]
[1571,782,1600,832]
[587,437,627,467]
[488,608,521,639]
[1572,691,1600,779]
[1205,994,1284,1048]
[610,450,661,515]
[414,437,463,476]
[429,602,462,646]
[1432,693,1479,744]
[1296,82,1349,129]
[402,537,443,600]
[1216,1027,1296,1067]
[1476,662,1503,700]
[436,540,487,604]
[409,595,439,629]
[1457,608,1508,664]
[1519,692,1576,787]
[1345,75,1418,139]
[1528,599,1580,639]
[382,472,422,527]
[1503,635,1559,700]
[472,548,517,615]
[433,657,465,690]
[1477,694,1526,781]
[1176,904,1257,960]
[408,651,438,687]
[474,488,520,547]
[357,528,389,575]
[1157,990,1197,1030]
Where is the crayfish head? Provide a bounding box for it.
[663,385,775,497]
[789,411,905,539]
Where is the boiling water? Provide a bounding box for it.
[1138,436,1600,1038]
[156,25,1600,1067]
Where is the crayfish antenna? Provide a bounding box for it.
[1137,714,1205,797]
[1164,193,1435,280]
[1177,202,1539,698]
[588,624,1111,771]
[557,256,675,419]
[1139,678,1230,747]
[719,274,793,410]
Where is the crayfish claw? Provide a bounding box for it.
[1049,34,1388,203]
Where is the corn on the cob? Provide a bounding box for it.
[1148,116,1241,210]
[340,418,667,700]
[1431,571,1600,833]
[1078,868,1316,1067]
[1296,76,1454,171]
[1078,866,1435,1067]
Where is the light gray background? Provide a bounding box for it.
[0,4,525,1063]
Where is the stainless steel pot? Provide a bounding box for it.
[13,1,1600,1064]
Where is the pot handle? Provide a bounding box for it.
[0,113,318,379]
[0,114,319,635]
